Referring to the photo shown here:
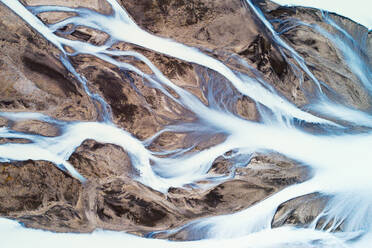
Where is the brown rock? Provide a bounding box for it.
[0,3,97,122]
[0,0,370,238]
[11,120,60,137]
[272,193,329,229]
[0,160,89,232]
[68,139,133,180]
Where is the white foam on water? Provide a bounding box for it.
[0,218,355,248]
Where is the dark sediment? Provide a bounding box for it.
[0,0,370,237]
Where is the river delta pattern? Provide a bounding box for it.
[0,0,371,247]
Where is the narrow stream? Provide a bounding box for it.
[1,0,371,247]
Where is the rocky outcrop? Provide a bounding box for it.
[0,160,87,232]
[0,140,308,234]
[0,0,370,237]
[0,3,97,121]
[272,193,329,229]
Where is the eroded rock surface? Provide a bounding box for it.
[0,143,309,234]
[0,0,371,237]
[0,3,97,121]
[0,160,87,232]
[272,193,329,229]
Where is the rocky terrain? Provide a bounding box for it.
[0,0,371,238]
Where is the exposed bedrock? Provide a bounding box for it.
[0,0,370,236]
[2,0,370,134]
[0,4,98,122]
[272,193,329,229]
[0,140,309,234]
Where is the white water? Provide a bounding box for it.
[0,0,371,247]
[272,0,372,29]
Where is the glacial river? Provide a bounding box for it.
[1,0,372,247]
